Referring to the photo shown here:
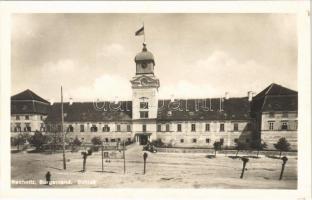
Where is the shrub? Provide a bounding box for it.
[151,139,164,147]
[73,137,82,146]
[274,137,291,157]
[91,136,102,151]
[29,131,49,150]
[213,141,222,156]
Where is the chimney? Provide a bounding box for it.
[248,91,253,102]
[114,96,119,104]
[170,94,175,102]
[219,97,224,111]
[69,97,73,105]
[225,92,229,100]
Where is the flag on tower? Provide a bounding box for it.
[135,26,144,36]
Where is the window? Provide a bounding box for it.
[233,123,238,131]
[117,138,121,142]
[15,123,21,132]
[142,124,146,132]
[111,138,116,142]
[206,138,210,143]
[140,102,149,109]
[220,138,224,145]
[25,115,29,120]
[91,125,98,132]
[281,122,288,130]
[157,124,161,132]
[103,125,110,132]
[25,123,31,132]
[180,139,184,143]
[205,124,210,131]
[269,112,275,118]
[269,122,274,130]
[16,115,20,120]
[177,124,182,132]
[80,125,84,132]
[234,138,238,143]
[127,124,131,132]
[140,111,149,118]
[68,125,74,132]
[282,112,288,118]
[166,124,170,132]
[191,124,196,132]
[220,123,225,132]
[294,121,298,130]
[192,138,197,143]
[105,138,109,142]
[127,138,131,142]
[116,124,121,132]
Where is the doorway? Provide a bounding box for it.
[139,135,148,145]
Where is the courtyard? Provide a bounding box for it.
[11,144,297,189]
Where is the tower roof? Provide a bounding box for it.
[134,43,155,64]
[11,89,50,104]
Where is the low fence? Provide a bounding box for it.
[155,147,297,157]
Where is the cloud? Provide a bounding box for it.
[66,74,131,101]
[159,50,296,99]
[41,59,76,73]
[159,80,219,99]
[96,43,127,58]
[183,50,295,96]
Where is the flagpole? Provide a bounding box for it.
[61,86,66,170]
[143,22,145,43]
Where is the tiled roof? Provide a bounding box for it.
[11,89,50,115]
[11,89,50,104]
[157,98,251,121]
[251,83,297,113]
[45,101,133,123]
[262,95,297,112]
[45,98,251,123]
[11,101,50,115]
[254,83,297,99]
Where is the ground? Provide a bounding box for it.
[11,144,297,189]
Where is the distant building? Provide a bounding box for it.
[10,43,298,150]
[11,89,50,136]
[250,83,298,150]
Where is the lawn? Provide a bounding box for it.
[11,145,297,189]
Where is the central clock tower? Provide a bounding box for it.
[130,43,160,120]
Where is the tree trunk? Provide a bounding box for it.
[83,158,86,172]
[257,149,260,158]
[215,150,216,156]
[279,151,282,158]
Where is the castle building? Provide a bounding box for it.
[10,43,298,150]
[11,89,50,137]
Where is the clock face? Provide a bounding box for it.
[142,62,147,69]
[141,78,148,86]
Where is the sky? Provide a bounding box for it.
[11,13,297,102]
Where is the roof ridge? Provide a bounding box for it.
[264,83,275,96]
